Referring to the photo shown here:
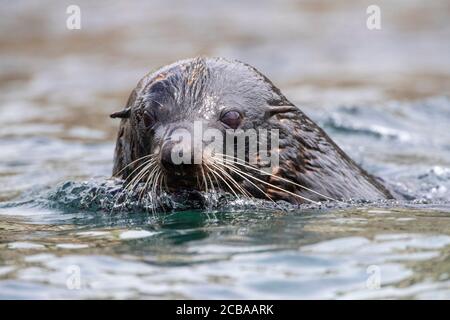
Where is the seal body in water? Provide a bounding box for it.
[110,57,393,204]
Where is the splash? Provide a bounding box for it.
[6,177,446,215]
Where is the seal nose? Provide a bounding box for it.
[160,141,200,175]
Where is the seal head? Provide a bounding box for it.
[111,57,393,203]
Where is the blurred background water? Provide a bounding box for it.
[0,0,449,299]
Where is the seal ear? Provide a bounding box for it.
[265,105,297,118]
[110,107,131,119]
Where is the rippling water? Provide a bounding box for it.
[0,0,449,299]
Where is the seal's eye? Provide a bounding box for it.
[143,110,156,128]
[220,111,242,129]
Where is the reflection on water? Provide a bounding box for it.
[0,207,449,299]
[0,0,449,299]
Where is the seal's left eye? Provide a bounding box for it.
[221,111,242,129]
[143,110,156,128]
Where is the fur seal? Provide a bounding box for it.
[110,57,393,204]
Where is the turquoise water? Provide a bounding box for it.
[0,0,449,299]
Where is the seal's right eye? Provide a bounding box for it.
[143,110,156,128]
[220,110,242,129]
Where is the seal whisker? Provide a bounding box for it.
[112,157,157,210]
[208,162,251,198]
[211,158,280,206]
[124,159,159,207]
[123,158,155,188]
[217,153,338,202]
[207,160,248,198]
[114,154,155,177]
[120,157,155,195]
[150,169,163,213]
[139,163,160,201]
[158,169,166,196]
[125,159,157,192]
[207,164,221,191]
[142,168,155,213]
[207,172,216,194]
[141,165,159,213]
[200,166,209,194]
[203,166,216,194]
[213,156,320,205]
[207,164,240,198]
